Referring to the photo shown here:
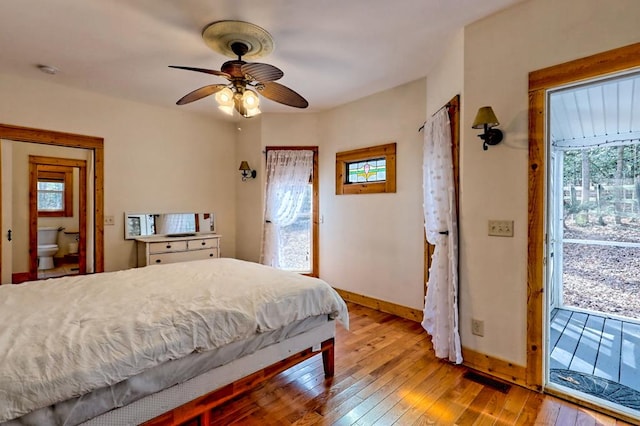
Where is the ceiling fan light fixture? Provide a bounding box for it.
[242,89,260,108]
[170,20,307,117]
[218,104,234,116]
[244,106,261,118]
[215,87,234,106]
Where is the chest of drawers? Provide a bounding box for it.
[136,234,221,267]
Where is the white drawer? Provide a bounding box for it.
[149,240,188,254]
[149,248,218,265]
[188,238,219,250]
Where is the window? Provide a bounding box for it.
[37,166,73,217]
[336,142,396,194]
[263,147,319,276]
[347,158,386,183]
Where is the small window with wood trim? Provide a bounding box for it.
[37,166,73,217]
[336,142,396,195]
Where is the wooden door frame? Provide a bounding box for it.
[29,156,87,279]
[424,95,460,294]
[0,124,104,280]
[527,43,640,390]
[264,146,319,277]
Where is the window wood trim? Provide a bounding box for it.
[527,42,640,391]
[335,142,396,195]
[36,164,74,217]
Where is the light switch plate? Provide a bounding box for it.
[488,220,513,237]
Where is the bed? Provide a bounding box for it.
[0,258,348,425]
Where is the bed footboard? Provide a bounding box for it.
[143,338,335,426]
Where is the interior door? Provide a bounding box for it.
[1,140,12,284]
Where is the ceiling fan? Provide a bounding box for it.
[170,20,308,118]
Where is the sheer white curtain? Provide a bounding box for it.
[261,149,314,268]
[422,108,462,364]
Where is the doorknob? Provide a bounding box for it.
[7,229,12,241]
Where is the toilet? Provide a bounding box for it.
[37,227,60,270]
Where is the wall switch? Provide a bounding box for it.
[104,215,115,226]
[488,220,514,237]
[471,319,484,337]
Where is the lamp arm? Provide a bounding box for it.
[477,124,503,151]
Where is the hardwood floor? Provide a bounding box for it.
[208,303,633,425]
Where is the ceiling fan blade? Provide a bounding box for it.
[176,84,227,105]
[257,82,309,108]
[169,65,231,80]
[241,63,284,82]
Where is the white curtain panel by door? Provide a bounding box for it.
[422,108,462,364]
[261,150,314,268]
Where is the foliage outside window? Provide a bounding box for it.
[37,167,73,217]
[336,142,396,194]
[562,144,640,226]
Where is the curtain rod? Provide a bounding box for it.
[418,102,454,132]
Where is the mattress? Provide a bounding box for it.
[0,258,348,423]
[4,315,329,426]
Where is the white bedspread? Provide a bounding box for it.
[0,258,348,422]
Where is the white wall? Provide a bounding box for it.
[0,74,237,271]
[460,0,640,365]
[319,79,427,310]
[426,29,464,117]
[235,118,263,262]
[234,82,427,310]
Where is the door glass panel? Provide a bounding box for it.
[547,72,640,418]
[279,184,312,273]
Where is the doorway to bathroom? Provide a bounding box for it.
[0,123,105,285]
[30,156,87,280]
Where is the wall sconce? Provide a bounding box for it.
[238,161,257,181]
[472,106,503,151]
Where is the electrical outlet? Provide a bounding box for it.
[488,220,514,237]
[104,215,115,226]
[471,319,484,337]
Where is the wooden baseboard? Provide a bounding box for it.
[462,346,532,390]
[11,272,31,284]
[334,289,533,391]
[333,288,422,322]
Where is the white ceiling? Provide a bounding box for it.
[0,0,523,120]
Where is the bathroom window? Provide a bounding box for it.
[37,166,73,217]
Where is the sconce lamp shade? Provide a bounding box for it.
[472,106,500,129]
[472,106,503,151]
[239,161,251,171]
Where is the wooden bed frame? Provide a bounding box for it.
[143,338,334,426]
[77,316,338,426]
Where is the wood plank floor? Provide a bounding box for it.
[206,303,632,425]
[550,308,640,393]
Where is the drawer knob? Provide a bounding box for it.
[209,253,214,257]
[155,259,162,263]
[201,241,206,246]
[166,244,171,249]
